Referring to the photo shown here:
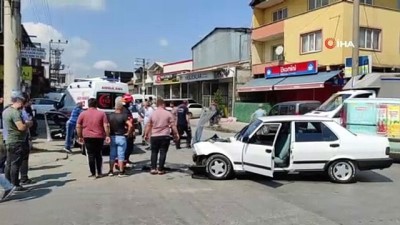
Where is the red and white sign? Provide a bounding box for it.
[265,60,318,78]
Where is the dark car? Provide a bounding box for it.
[268,101,321,116]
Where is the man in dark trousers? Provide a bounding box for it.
[175,100,192,149]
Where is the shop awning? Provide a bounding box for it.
[237,77,285,92]
[273,70,341,91]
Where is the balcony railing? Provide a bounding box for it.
[252,20,284,41]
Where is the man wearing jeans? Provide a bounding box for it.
[2,91,32,191]
[144,98,179,175]
[108,101,132,177]
[64,102,83,153]
[0,174,15,202]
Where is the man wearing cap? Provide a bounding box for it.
[2,91,32,191]
[250,104,267,122]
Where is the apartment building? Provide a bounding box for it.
[238,0,400,104]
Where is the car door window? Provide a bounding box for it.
[287,105,296,115]
[41,100,55,105]
[249,123,280,146]
[279,106,289,115]
[268,105,279,116]
[299,103,320,114]
[295,122,338,142]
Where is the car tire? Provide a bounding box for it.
[205,154,233,180]
[327,160,357,184]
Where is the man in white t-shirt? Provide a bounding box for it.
[140,101,154,147]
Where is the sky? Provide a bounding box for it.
[21,0,252,78]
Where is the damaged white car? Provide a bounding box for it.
[190,116,393,183]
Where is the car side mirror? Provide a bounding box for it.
[242,136,249,143]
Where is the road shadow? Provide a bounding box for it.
[31,172,71,183]
[29,164,63,171]
[122,159,191,177]
[357,170,393,183]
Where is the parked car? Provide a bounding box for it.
[268,101,321,116]
[31,98,57,116]
[191,115,392,183]
[164,99,204,118]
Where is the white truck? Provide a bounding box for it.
[307,73,400,121]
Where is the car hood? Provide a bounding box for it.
[193,136,240,156]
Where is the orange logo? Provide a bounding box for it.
[325,38,336,49]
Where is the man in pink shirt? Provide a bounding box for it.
[76,98,110,178]
[144,97,179,175]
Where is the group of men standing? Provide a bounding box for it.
[0,91,35,202]
[0,92,194,202]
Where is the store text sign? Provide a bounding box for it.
[180,72,214,83]
[265,60,318,79]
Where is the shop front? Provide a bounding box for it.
[238,60,344,104]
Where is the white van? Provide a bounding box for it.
[55,78,129,116]
[132,94,157,104]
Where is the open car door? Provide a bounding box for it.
[242,123,281,177]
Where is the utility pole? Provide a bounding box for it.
[351,0,360,77]
[134,58,147,99]
[49,39,68,88]
[3,0,22,105]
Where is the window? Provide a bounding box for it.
[96,92,124,110]
[268,105,279,116]
[40,99,56,105]
[272,45,284,61]
[299,103,321,115]
[295,122,338,142]
[361,0,373,5]
[249,123,281,146]
[301,30,322,54]
[354,93,373,98]
[272,8,287,22]
[359,27,381,51]
[308,0,329,10]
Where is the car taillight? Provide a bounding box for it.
[386,147,390,155]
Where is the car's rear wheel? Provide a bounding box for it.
[205,154,233,180]
[327,160,357,183]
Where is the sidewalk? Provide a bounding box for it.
[190,117,247,133]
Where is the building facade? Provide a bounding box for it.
[154,60,193,99]
[183,27,252,114]
[240,0,400,104]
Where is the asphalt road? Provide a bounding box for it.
[1,126,400,225]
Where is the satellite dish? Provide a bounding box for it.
[275,45,284,56]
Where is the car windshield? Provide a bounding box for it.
[316,94,351,112]
[235,119,262,141]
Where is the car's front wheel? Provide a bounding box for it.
[327,160,357,183]
[205,154,233,180]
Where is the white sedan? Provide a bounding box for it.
[31,98,57,115]
[191,115,393,183]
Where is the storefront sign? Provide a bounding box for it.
[154,73,180,85]
[344,55,372,78]
[180,72,214,83]
[0,66,32,81]
[265,60,318,79]
[21,47,46,60]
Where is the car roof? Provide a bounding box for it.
[274,100,320,105]
[258,115,334,122]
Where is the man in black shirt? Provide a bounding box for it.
[108,101,133,177]
[121,94,135,167]
[175,100,192,149]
